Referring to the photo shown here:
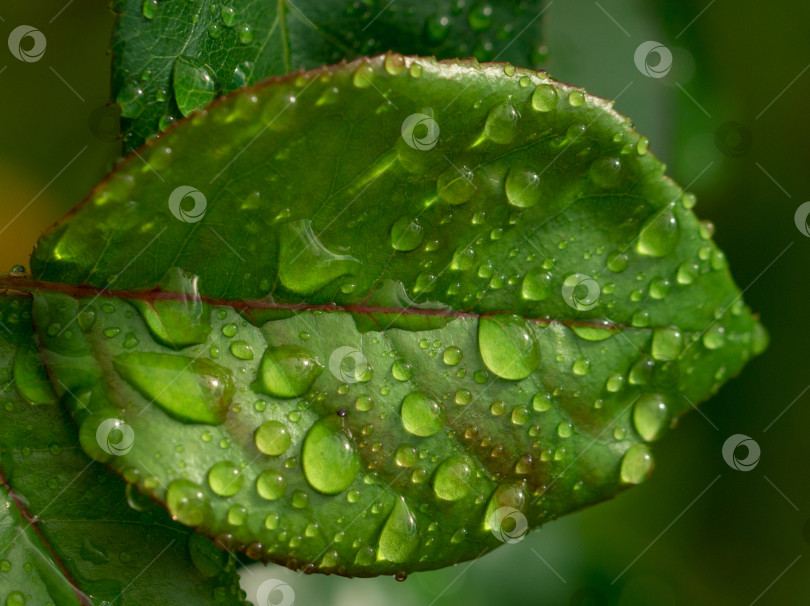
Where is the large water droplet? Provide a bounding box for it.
[637,206,681,257]
[278,219,359,294]
[401,391,443,437]
[432,456,472,501]
[390,216,424,251]
[483,483,525,530]
[505,168,541,208]
[254,420,291,456]
[437,165,476,205]
[172,56,220,117]
[13,342,57,404]
[166,480,210,526]
[302,418,360,494]
[620,443,654,484]
[377,497,419,563]
[633,394,669,441]
[531,83,558,111]
[651,327,682,361]
[256,471,286,501]
[478,315,541,380]
[254,345,322,398]
[484,103,519,144]
[207,461,243,497]
[113,352,233,425]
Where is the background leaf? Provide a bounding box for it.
[18,55,765,577]
[0,295,247,605]
[112,0,548,150]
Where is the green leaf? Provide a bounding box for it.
[19,55,765,577]
[0,295,247,604]
[112,0,548,149]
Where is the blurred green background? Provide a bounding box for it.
[1,1,807,604]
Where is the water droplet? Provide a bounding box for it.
[531,84,558,111]
[485,103,519,144]
[172,56,220,117]
[255,345,322,398]
[478,315,541,380]
[437,165,476,205]
[227,504,247,526]
[0,559,11,572]
[13,343,57,405]
[702,325,726,350]
[652,327,682,361]
[378,497,419,562]
[166,480,209,526]
[220,6,237,26]
[677,261,698,284]
[401,391,443,437]
[568,90,585,107]
[649,277,671,299]
[355,395,373,412]
[455,389,472,405]
[278,220,359,294]
[636,136,649,155]
[254,420,291,456]
[390,216,424,251]
[113,352,233,425]
[391,359,413,381]
[442,346,463,366]
[302,418,360,494]
[511,406,529,425]
[589,157,623,187]
[5,591,25,606]
[390,444,417,469]
[142,0,158,19]
[521,270,551,300]
[432,456,472,501]
[256,471,286,501]
[229,340,254,360]
[207,461,243,497]
[352,62,375,88]
[637,207,681,257]
[238,24,253,44]
[572,357,591,375]
[633,394,669,441]
[620,443,654,484]
[505,168,541,208]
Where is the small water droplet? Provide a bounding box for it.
[390,216,424,251]
[637,206,681,257]
[652,327,682,361]
[633,394,669,441]
[442,346,463,366]
[505,168,541,208]
[254,420,291,456]
[166,480,209,526]
[484,102,519,144]
[255,345,322,398]
[401,391,443,437]
[531,83,558,112]
[207,461,243,497]
[432,456,472,501]
[302,418,360,494]
[256,471,286,501]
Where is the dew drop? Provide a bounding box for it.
[484,102,519,144]
[478,315,541,380]
[255,345,322,398]
[256,471,286,501]
[390,216,424,251]
[620,443,654,484]
[254,420,291,456]
[531,84,558,112]
[521,270,551,301]
[391,359,413,381]
[637,206,681,257]
[401,391,443,437]
[172,56,220,117]
[505,168,541,208]
[395,445,418,467]
[229,340,254,360]
[302,418,360,494]
[166,480,209,526]
[702,325,726,350]
[378,497,419,562]
[432,456,472,501]
[442,346,463,366]
[633,394,669,441]
[207,461,243,497]
[437,165,476,205]
[278,220,359,294]
[652,327,683,361]
[568,90,585,106]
